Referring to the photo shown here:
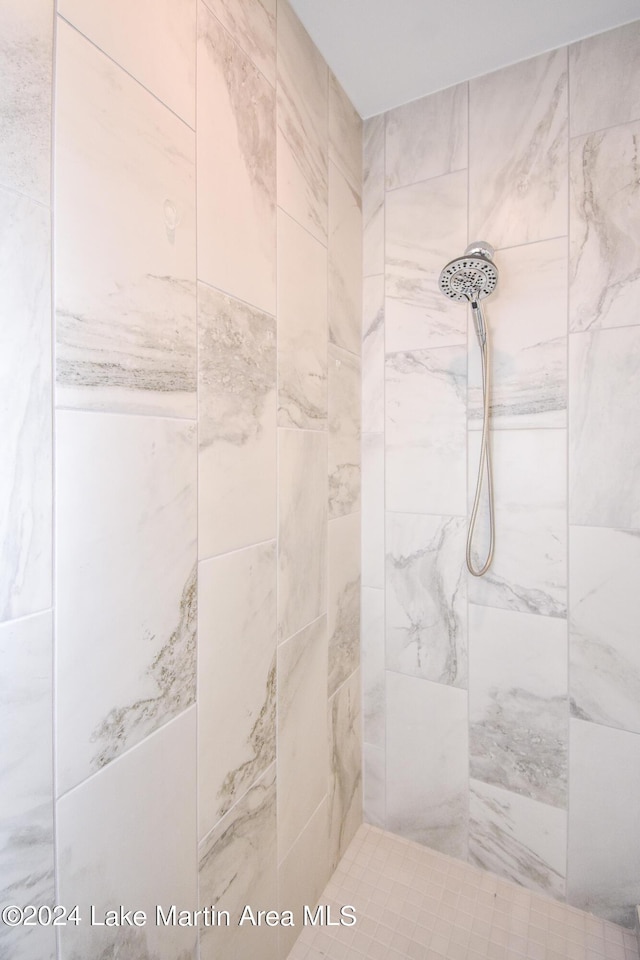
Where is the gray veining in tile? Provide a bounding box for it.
[362,586,385,749]
[469,49,568,248]
[361,433,384,590]
[328,513,361,696]
[198,282,276,558]
[570,121,640,334]
[0,189,51,624]
[363,114,384,279]
[0,612,54,960]
[386,513,467,688]
[469,604,568,807]
[570,20,640,137]
[202,0,276,87]
[329,72,362,196]
[198,1,276,314]
[329,161,363,355]
[570,526,640,735]
[329,344,361,518]
[385,82,467,190]
[362,274,384,435]
[198,541,276,840]
[55,20,196,417]
[470,779,567,900]
[328,669,362,871]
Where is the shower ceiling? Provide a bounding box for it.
[289,0,640,117]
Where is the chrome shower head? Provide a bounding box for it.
[439,241,498,304]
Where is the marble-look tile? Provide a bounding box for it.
[329,344,361,518]
[58,709,197,960]
[55,21,196,417]
[278,798,330,960]
[567,719,640,927]
[361,433,384,589]
[198,541,276,840]
[469,604,568,807]
[385,170,468,352]
[277,0,328,242]
[0,0,52,202]
[56,411,197,795]
[278,430,327,642]
[570,526,640,735]
[0,189,51,623]
[569,326,640,530]
[570,121,640,334]
[469,49,568,248]
[329,161,363,355]
[202,0,275,86]
[0,613,54,960]
[362,587,384,748]
[362,274,384,435]
[386,673,468,858]
[328,669,362,870]
[468,429,567,617]
[469,779,567,900]
[277,209,327,429]
[59,0,196,125]
[469,239,567,430]
[569,20,640,137]
[386,513,467,687]
[328,514,361,696]
[363,114,384,278]
[329,72,362,196]
[363,743,385,830]
[199,763,277,960]
[386,346,467,516]
[198,2,275,314]
[385,83,467,190]
[278,616,328,860]
[198,282,276,558]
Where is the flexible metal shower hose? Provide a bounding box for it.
[467,301,495,576]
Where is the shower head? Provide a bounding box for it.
[439,241,498,304]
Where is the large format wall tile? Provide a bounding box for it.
[329,72,362,196]
[198,542,276,840]
[386,346,466,516]
[0,190,51,623]
[362,274,384,435]
[0,0,52,202]
[569,20,640,137]
[386,673,468,858]
[278,798,330,960]
[199,764,277,960]
[56,411,197,794]
[362,587,384,748]
[0,613,54,960]
[329,161,363,355]
[361,433,384,589]
[55,21,196,417]
[385,170,467,352]
[469,604,568,807]
[198,2,275,314]
[329,344,361,518]
[468,429,567,617]
[469,239,567,430]
[469,779,567,900]
[59,0,196,125]
[57,710,197,960]
[385,83,467,190]
[569,326,640,530]
[469,49,568,248]
[363,115,384,279]
[570,526,640,735]
[277,0,327,242]
[202,0,276,86]
[198,282,276,558]
[278,616,328,860]
[363,743,385,830]
[277,209,327,429]
[328,669,362,870]
[386,513,467,687]
[570,121,640,333]
[278,430,327,641]
[328,514,361,696]
[567,719,640,927]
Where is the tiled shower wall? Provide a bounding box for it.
[1,1,362,958]
[362,19,640,930]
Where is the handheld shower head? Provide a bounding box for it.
[439,241,498,305]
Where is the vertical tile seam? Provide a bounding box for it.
[465,76,471,863]
[565,37,572,902]
[382,107,388,832]
[194,0,201,948]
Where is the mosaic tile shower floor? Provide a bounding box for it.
[287,824,640,960]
